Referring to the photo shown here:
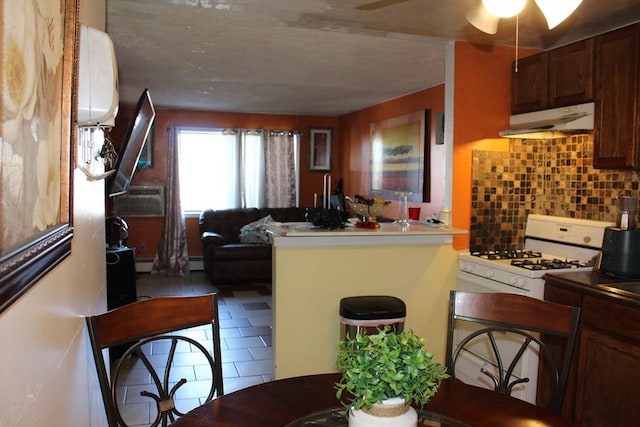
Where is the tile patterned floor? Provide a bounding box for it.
[114,271,273,426]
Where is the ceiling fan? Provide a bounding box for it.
[356,0,584,33]
[466,0,584,34]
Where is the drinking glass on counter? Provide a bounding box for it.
[408,207,421,221]
[395,191,411,226]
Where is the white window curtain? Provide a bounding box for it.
[264,131,300,208]
[152,127,189,276]
[240,130,265,208]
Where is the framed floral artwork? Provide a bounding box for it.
[0,0,78,313]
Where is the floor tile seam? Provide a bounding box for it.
[237,310,272,316]
[134,273,273,392]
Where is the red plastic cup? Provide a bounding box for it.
[408,207,421,221]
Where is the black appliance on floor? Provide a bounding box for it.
[105,217,138,359]
[106,246,137,309]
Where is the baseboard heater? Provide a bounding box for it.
[135,257,204,273]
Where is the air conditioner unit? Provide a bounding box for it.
[78,25,119,127]
[114,186,165,217]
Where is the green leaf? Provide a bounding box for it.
[335,326,449,410]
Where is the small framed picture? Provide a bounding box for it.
[308,128,332,172]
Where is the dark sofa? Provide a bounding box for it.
[199,207,309,284]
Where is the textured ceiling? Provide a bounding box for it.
[106,0,640,116]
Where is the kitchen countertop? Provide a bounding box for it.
[266,221,467,247]
[543,270,640,307]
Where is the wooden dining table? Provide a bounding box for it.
[170,373,579,427]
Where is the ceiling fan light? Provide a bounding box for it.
[535,0,583,29]
[466,3,500,34]
[482,0,527,18]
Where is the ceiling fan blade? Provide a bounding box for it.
[356,0,412,11]
[466,1,500,34]
[535,0,583,29]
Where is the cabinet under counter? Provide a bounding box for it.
[543,271,640,426]
[267,223,467,380]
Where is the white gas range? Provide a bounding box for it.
[459,214,614,298]
[455,214,614,405]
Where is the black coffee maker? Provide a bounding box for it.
[600,196,640,278]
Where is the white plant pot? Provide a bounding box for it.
[348,397,418,427]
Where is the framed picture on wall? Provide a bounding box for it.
[369,110,430,203]
[308,128,332,172]
[0,0,77,313]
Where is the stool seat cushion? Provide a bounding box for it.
[339,296,406,320]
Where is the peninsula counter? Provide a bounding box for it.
[266,222,467,379]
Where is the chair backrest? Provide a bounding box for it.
[445,291,580,413]
[86,293,224,426]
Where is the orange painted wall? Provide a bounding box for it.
[338,86,446,215]
[451,42,539,250]
[108,109,339,259]
[111,42,541,260]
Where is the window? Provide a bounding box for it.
[177,128,299,213]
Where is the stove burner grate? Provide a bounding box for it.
[511,258,590,270]
[471,250,542,260]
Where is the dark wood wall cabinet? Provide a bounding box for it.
[593,23,640,169]
[542,271,640,426]
[511,39,594,114]
[549,40,594,109]
[510,23,640,170]
[512,53,548,113]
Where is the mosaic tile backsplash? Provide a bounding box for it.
[470,135,640,252]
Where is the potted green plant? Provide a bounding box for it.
[335,326,449,427]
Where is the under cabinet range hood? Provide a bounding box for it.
[499,102,594,139]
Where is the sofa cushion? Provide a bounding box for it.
[199,208,261,244]
[214,243,271,261]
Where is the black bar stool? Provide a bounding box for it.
[339,295,406,338]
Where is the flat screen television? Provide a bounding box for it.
[107,88,156,197]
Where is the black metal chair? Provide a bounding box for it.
[86,293,224,426]
[445,291,580,413]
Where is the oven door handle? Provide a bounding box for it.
[457,271,528,294]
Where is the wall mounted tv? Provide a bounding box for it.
[107,88,156,197]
